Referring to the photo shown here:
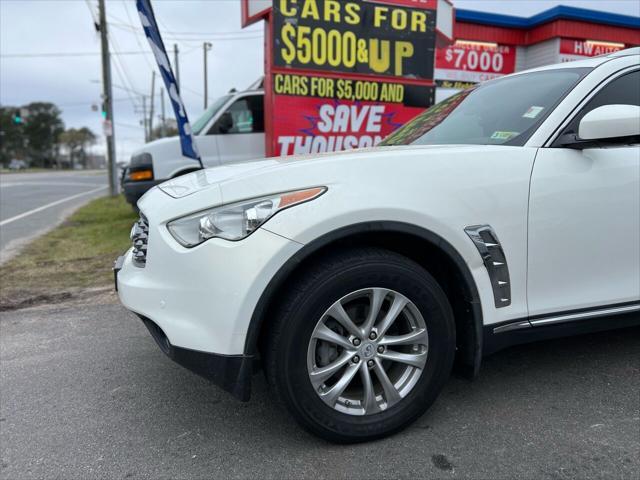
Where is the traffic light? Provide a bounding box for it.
[12,109,22,125]
[101,102,107,120]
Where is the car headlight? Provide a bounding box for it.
[166,187,326,247]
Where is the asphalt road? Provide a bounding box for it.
[1,300,638,479]
[0,171,108,262]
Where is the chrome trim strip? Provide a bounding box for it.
[492,303,640,334]
[493,320,531,334]
[529,304,640,327]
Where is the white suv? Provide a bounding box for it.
[115,50,640,443]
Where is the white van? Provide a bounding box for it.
[123,84,265,207]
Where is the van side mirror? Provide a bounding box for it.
[216,112,234,134]
[558,104,640,149]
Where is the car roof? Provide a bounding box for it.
[607,46,640,58]
[507,47,639,76]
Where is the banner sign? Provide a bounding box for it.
[435,42,517,84]
[137,0,203,167]
[559,39,625,62]
[273,73,433,105]
[273,72,433,155]
[273,0,436,80]
[268,0,441,156]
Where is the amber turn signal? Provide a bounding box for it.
[129,169,153,181]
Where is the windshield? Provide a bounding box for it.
[191,94,232,135]
[380,68,590,147]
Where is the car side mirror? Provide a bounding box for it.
[579,104,640,141]
[558,104,640,149]
[216,112,234,134]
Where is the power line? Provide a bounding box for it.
[0,98,130,108]
[84,0,98,25]
[109,32,144,107]
[111,21,263,37]
[109,22,263,42]
[1,51,151,58]
[58,98,131,108]
[109,48,141,110]
[179,84,204,98]
[122,0,156,72]
[116,122,144,130]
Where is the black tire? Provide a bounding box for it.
[264,247,456,443]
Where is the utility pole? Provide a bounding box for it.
[98,0,117,196]
[173,44,180,89]
[203,42,212,109]
[160,87,166,137]
[149,71,156,140]
[142,95,148,142]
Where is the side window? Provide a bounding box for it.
[558,70,640,139]
[210,95,264,134]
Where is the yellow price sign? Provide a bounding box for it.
[273,0,436,80]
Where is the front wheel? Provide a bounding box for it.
[264,248,456,443]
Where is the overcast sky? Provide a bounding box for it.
[1,0,638,162]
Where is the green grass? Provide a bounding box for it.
[0,195,137,310]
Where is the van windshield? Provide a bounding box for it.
[192,94,232,135]
[380,68,590,147]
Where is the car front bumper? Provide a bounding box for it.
[115,216,302,400]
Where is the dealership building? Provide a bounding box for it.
[435,5,640,100]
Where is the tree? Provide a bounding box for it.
[149,121,178,141]
[22,102,64,167]
[59,127,96,169]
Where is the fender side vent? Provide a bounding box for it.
[465,225,511,308]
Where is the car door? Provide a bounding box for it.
[207,94,265,164]
[527,69,640,317]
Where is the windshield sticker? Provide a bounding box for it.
[523,106,545,119]
[490,131,518,141]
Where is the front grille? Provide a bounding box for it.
[131,214,149,267]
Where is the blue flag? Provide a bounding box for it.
[136,0,203,168]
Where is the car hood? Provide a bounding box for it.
[158,159,280,198]
[155,144,524,209]
[158,145,466,197]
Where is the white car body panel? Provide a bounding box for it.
[215,131,265,165]
[121,144,536,352]
[118,188,302,354]
[528,145,640,316]
[219,145,537,327]
[118,51,640,362]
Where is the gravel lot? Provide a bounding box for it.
[1,299,638,479]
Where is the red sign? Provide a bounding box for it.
[273,94,426,156]
[266,0,442,156]
[435,41,517,84]
[559,39,624,58]
[271,73,433,156]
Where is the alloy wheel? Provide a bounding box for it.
[306,288,429,416]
